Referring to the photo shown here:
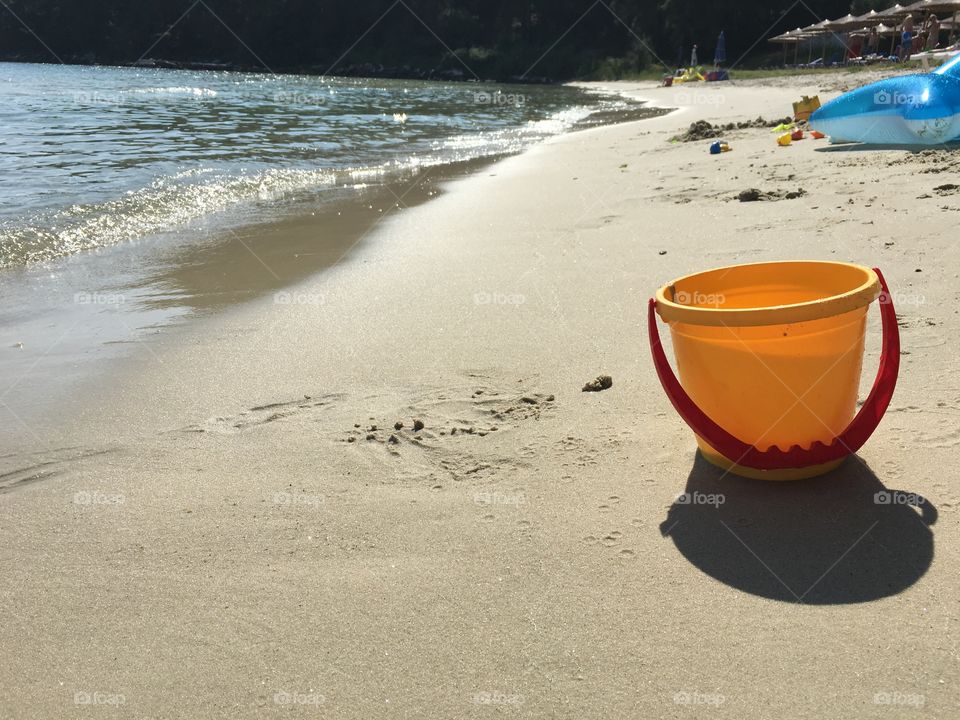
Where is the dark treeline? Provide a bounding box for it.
[0,1,880,80]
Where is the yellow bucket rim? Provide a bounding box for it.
[655,261,880,327]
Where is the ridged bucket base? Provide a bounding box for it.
[699,444,846,481]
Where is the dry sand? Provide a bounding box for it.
[2,74,959,718]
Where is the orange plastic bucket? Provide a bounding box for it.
[649,261,900,480]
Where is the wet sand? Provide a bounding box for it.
[0,157,493,436]
[1,74,958,718]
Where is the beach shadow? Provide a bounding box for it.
[814,143,959,153]
[660,454,936,604]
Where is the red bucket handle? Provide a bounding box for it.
[648,268,900,470]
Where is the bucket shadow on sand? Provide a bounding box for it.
[660,454,936,604]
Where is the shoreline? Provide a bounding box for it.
[0,156,496,439]
[1,92,664,446]
[3,75,958,718]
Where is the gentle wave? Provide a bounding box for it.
[0,167,338,268]
[126,86,219,96]
[1,107,606,268]
[0,66,653,269]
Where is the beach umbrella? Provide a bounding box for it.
[799,19,831,33]
[799,19,839,64]
[873,4,911,22]
[768,29,807,65]
[850,10,885,57]
[766,35,790,66]
[849,22,899,48]
[851,24,887,37]
[848,13,891,55]
[874,23,902,35]
[714,30,726,68]
[824,13,868,61]
[903,0,960,12]
[800,18,831,55]
[825,14,862,31]
[852,10,883,26]
[769,28,812,42]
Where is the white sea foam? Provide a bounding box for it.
[0,167,335,267]
[127,86,219,97]
[0,66,654,269]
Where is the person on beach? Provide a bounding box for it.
[691,44,698,67]
[866,26,879,57]
[926,13,940,51]
[900,14,914,61]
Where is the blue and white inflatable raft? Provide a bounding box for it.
[810,54,960,145]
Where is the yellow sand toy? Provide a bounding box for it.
[674,66,706,83]
[793,95,821,122]
[649,262,900,480]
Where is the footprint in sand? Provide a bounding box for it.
[583,530,628,551]
[345,384,552,448]
[918,426,960,449]
[557,437,600,470]
[880,460,902,480]
[933,483,960,512]
[185,394,343,434]
[598,495,623,512]
[337,382,562,490]
[618,549,636,560]
[517,445,538,459]
[0,446,117,495]
[601,531,622,547]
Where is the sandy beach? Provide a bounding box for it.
[2,73,959,718]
